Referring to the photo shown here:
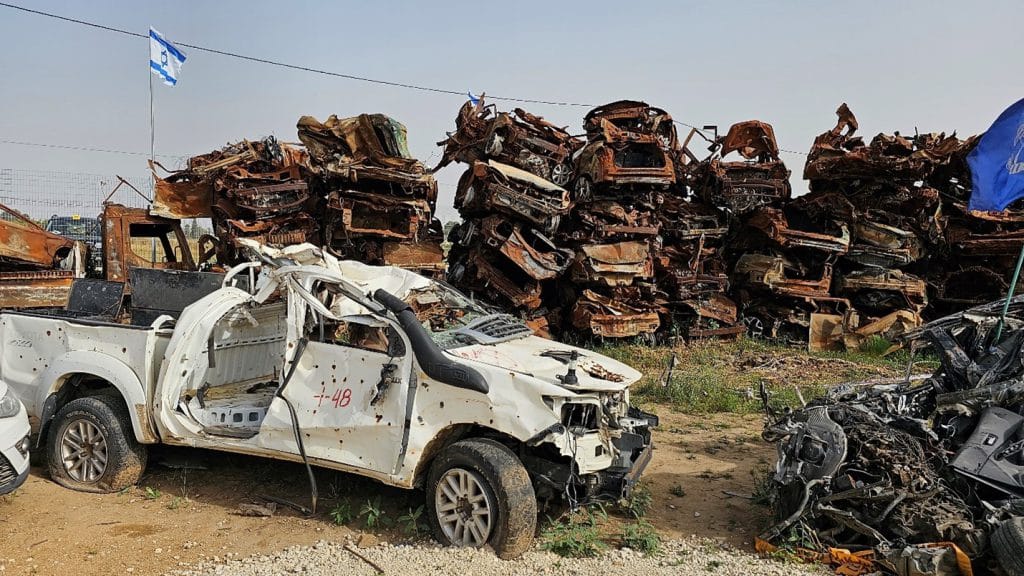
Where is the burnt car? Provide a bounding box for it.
[436,96,583,187]
[688,120,792,215]
[573,101,678,199]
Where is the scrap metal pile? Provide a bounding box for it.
[439,97,744,340]
[760,298,1024,575]
[153,114,443,274]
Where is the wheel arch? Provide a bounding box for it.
[35,351,157,446]
[412,423,522,489]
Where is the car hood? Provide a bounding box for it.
[447,335,642,392]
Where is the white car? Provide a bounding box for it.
[0,380,30,495]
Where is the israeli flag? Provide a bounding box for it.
[149,28,186,86]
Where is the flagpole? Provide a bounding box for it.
[149,67,155,162]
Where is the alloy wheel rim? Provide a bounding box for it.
[60,419,108,482]
[435,467,493,546]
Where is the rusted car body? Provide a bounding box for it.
[733,254,834,299]
[573,101,677,197]
[746,207,850,254]
[689,121,792,215]
[455,161,571,235]
[436,96,583,187]
[570,241,654,287]
[571,289,660,339]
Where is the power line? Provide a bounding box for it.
[0,2,594,108]
[0,138,185,159]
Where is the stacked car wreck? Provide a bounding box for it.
[761,297,1024,575]
[440,97,744,341]
[153,114,443,274]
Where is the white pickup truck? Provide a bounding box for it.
[1,242,656,558]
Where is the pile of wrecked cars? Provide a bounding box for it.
[440,96,743,342]
[152,113,445,276]
[0,240,655,558]
[760,296,1024,575]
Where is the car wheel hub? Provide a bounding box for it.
[435,467,492,547]
[60,419,108,483]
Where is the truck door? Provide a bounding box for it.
[259,313,413,475]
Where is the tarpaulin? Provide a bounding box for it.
[967,98,1024,212]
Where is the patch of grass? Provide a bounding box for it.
[166,496,183,510]
[329,500,356,526]
[621,519,661,554]
[857,335,893,357]
[669,483,687,498]
[622,483,652,519]
[143,486,161,500]
[540,512,607,558]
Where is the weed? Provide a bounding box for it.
[329,500,356,526]
[750,465,775,508]
[669,483,687,498]
[623,483,652,519]
[706,559,723,571]
[621,519,661,555]
[540,512,607,558]
[397,505,425,535]
[143,486,161,500]
[166,496,183,510]
[858,335,892,357]
[360,496,389,528]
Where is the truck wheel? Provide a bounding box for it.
[993,516,1024,575]
[46,395,147,493]
[426,438,537,559]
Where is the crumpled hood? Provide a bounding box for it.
[447,335,642,392]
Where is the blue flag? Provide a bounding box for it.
[968,98,1024,212]
[468,92,480,105]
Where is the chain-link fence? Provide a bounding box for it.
[0,168,210,239]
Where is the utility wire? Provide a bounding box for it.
[0,138,185,159]
[0,3,812,158]
[0,2,594,107]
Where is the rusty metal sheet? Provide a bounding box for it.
[717,120,781,161]
[151,171,214,219]
[0,270,76,309]
[747,207,850,254]
[572,240,653,286]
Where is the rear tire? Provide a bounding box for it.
[426,438,537,559]
[46,395,147,493]
[993,516,1024,575]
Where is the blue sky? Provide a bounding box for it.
[1,0,1021,221]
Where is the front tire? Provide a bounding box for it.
[46,395,147,493]
[426,438,537,559]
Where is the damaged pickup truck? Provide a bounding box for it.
[1,241,655,558]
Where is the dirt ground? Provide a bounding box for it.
[0,410,775,576]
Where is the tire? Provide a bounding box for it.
[46,395,147,493]
[426,438,537,559]
[993,516,1024,576]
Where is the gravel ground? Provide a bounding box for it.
[168,536,829,576]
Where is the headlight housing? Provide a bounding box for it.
[0,389,21,418]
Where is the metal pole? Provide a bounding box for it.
[993,242,1024,343]
[149,70,155,162]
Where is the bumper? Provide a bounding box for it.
[0,405,31,495]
